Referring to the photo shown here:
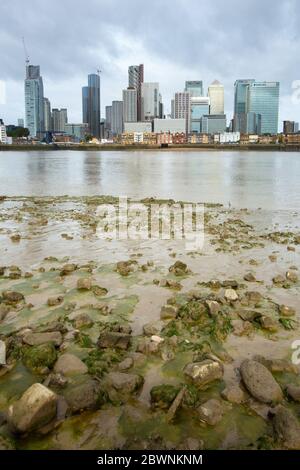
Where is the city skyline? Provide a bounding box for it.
[0,0,299,126]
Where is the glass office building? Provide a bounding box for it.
[246,82,280,135]
[190,97,210,133]
[234,79,255,115]
[185,81,203,98]
[25,65,44,137]
[82,74,101,138]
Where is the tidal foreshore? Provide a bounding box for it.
[0,195,300,450]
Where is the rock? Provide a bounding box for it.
[0,340,6,365]
[244,273,256,282]
[151,335,164,344]
[160,305,178,320]
[73,313,94,329]
[10,234,21,242]
[118,357,134,371]
[159,279,182,290]
[273,275,285,285]
[221,384,245,404]
[166,387,186,423]
[116,261,136,276]
[240,360,283,404]
[77,278,92,291]
[286,271,298,283]
[184,360,223,389]
[60,263,77,276]
[222,280,238,288]
[23,332,63,347]
[238,309,261,322]
[232,319,254,337]
[0,435,15,450]
[47,296,64,307]
[259,316,279,332]
[2,291,24,304]
[92,285,108,297]
[43,373,68,389]
[286,385,300,403]
[273,405,300,449]
[98,332,131,350]
[279,305,296,317]
[224,289,238,302]
[205,300,221,317]
[178,438,204,451]
[0,304,10,321]
[197,399,224,426]
[23,343,57,373]
[254,356,299,374]
[106,372,143,395]
[54,353,88,376]
[63,380,98,414]
[7,383,58,434]
[143,321,164,336]
[150,384,180,409]
[137,337,161,355]
[245,291,263,303]
[169,261,188,277]
[269,255,277,263]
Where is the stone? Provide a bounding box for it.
[54,353,88,376]
[143,321,164,336]
[184,360,223,389]
[0,340,6,365]
[286,385,300,403]
[92,285,108,297]
[279,305,296,317]
[73,313,94,329]
[47,296,64,307]
[150,384,180,409]
[2,291,24,304]
[245,291,263,303]
[222,280,238,288]
[224,289,238,301]
[23,332,63,347]
[169,261,188,277]
[118,357,134,371]
[166,387,186,423]
[273,275,285,285]
[238,309,261,322]
[254,356,299,374]
[221,384,245,404]
[269,255,277,263]
[273,405,300,449]
[0,304,10,321]
[23,343,57,373]
[97,332,131,350]
[77,278,92,291]
[240,359,283,404]
[60,263,77,276]
[10,234,21,242]
[7,383,58,434]
[244,273,256,282]
[178,438,204,451]
[197,399,224,426]
[232,319,254,337]
[137,338,161,355]
[286,271,298,283]
[106,372,143,395]
[116,261,136,276]
[160,305,178,320]
[63,380,98,414]
[259,316,279,332]
[205,300,221,317]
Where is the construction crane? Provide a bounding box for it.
[22,37,30,67]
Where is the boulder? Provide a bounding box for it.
[273,405,300,449]
[47,296,64,307]
[286,271,298,283]
[98,332,131,350]
[106,372,143,396]
[150,384,180,409]
[244,273,256,282]
[221,384,245,404]
[60,264,77,276]
[23,343,57,373]
[184,360,223,389]
[143,321,164,336]
[279,305,296,317]
[169,261,188,277]
[118,357,134,371]
[63,380,98,414]
[224,289,238,302]
[77,278,92,291]
[259,316,278,333]
[240,359,283,404]
[2,291,24,304]
[73,313,94,329]
[197,399,224,426]
[7,383,58,434]
[205,300,221,317]
[54,353,88,376]
[238,309,261,322]
[160,305,178,320]
[286,385,300,403]
[0,304,10,321]
[23,332,63,347]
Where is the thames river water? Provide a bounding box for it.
[0,150,300,209]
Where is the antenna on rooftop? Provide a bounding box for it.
[22,36,30,67]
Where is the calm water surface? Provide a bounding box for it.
[0,150,299,209]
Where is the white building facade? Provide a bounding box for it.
[141,82,160,121]
[208,80,224,115]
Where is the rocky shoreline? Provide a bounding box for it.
[0,195,300,450]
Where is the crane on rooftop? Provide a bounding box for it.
[22,37,30,67]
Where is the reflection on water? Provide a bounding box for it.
[0,150,300,209]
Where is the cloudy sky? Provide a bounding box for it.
[0,0,299,128]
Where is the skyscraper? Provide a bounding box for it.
[25,65,44,137]
[123,88,137,122]
[185,81,203,98]
[234,79,255,115]
[43,97,51,131]
[174,92,190,133]
[141,82,160,121]
[208,80,224,115]
[247,82,280,134]
[190,97,210,133]
[82,74,101,137]
[52,108,68,132]
[128,64,144,121]
[105,105,112,138]
[111,101,123,136]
